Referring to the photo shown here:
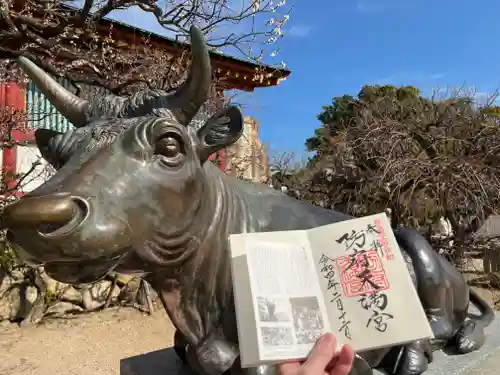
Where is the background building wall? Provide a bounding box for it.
[225,116,269,183]
[16,144,53,194]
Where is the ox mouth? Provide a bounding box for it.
[43,252,125,285]
[37,196,90,237]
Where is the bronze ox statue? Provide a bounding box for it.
[1,26,495,375]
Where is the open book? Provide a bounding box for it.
[229,213,434,368]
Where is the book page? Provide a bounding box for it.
[246,239,331,362]
[307,213,434,352]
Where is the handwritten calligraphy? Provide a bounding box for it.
[319,254,352,340]
[358,292,394,332]
[336,222,394,261]
[334,219,395,332]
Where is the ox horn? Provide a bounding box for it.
[168,25,212,126]
[17,56,89,128]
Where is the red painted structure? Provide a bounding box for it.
[0,82,35,196]
[208,149,227,171]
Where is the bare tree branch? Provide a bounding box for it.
[0,0,291,94]
[293,85,500,240]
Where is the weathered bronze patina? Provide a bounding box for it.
[1,26,495,375]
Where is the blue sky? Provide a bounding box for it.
[107,0,500,157]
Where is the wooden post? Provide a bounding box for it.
[0,82,31,196]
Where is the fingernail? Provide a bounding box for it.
[317,332,335,349]
[340,344,352,353]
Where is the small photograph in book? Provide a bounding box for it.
[260,326,295,347]
[290,297,325,345]
[257,297,291,323]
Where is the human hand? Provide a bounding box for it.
[276,333,355,375]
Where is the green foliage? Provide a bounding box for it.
[295,85,500,239]
[45,289,57,303]
[0,229,20,272]
[483,106,500,118]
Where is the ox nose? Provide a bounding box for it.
[2,192,89,237]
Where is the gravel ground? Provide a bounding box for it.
[0,285,497,375]
[0,307,175,375]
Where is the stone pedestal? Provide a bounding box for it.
[121,314,500,375]
[374,313,500,375]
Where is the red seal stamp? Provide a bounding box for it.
[335,250,390,298]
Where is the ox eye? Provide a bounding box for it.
[155,134,184,158]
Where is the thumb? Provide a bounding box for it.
[302,333,338,373]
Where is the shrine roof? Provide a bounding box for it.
[62,4,292,92]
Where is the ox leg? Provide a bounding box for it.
[174,329,188,364]
[394,228,454,342]
[389,340,433,375]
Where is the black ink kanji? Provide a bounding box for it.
[357,270,381,291]
[319,252,353,341]
[366,224,380,235]
[366,310,393,332]
[339,320,352,340]
[344,251,381,291]
[336,230,367,251]
[345,250,369,272]
[319,253,333,265]
[359,293,388,311]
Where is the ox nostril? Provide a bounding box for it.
[38,197,89,237]
[6,229,15,242]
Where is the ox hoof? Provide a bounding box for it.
[454,319,486,354]
[394,345,429,375]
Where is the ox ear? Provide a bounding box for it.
[35,128,79,169]
[196,106,243,161]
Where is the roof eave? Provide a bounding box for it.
[59,3,291,87]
